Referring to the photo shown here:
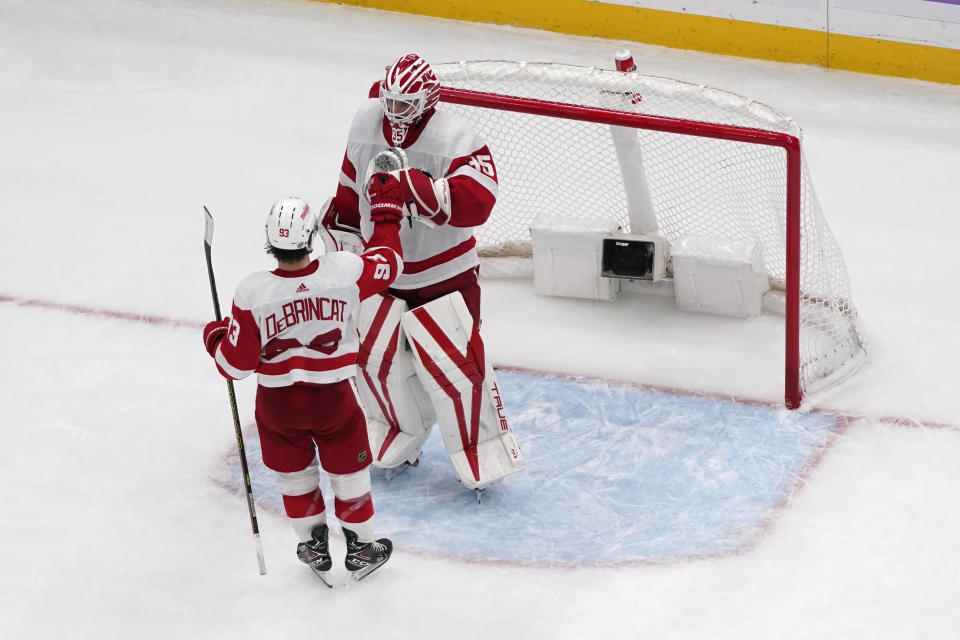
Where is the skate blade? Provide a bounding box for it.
[383,457,419,482]
[308,566,333,588]
[348,559,389,583]
[383,466,408,482]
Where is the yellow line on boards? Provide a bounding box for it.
[311,0,960,85]
[829,33,960,85]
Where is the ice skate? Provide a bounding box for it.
[296,524,333,588]
[343,527,392,582]
[384,451,421,482]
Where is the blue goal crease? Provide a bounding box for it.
[219,369,841,565]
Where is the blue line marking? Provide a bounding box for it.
[225,370,840,564]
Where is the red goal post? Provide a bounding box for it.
[428,61,866,409]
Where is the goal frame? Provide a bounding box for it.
[438,86,805,409]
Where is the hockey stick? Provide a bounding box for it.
[203,206,267,576]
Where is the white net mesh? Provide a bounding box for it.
[432,61,866,399]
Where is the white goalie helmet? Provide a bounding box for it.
[265,196,321,253]
[379,54,441,126]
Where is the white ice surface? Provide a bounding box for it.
[1,0,959,638]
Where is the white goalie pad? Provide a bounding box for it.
[401,293,526,490]
[356,294,436,469]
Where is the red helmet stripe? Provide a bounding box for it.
[381,54,440,125]
[396,65,427,92]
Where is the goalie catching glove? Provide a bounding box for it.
[368,146,408,176]
[398,168,451,227]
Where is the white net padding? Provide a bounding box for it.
[431,61,866,403]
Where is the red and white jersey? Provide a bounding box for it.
[213,239,402,388]
[332,100,498,290]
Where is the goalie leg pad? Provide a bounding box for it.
[401,292,525,490]
[356,294,436,468]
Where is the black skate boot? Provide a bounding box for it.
[343,527,392,582]
[296,524,333,588]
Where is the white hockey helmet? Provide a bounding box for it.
[379,54,441,126]
[265,196,321,253]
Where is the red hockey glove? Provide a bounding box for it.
[399,168,450,227]
[203,318,230,357]
[318,197,363,254]
[320,197,338,231]
[366,172,404,224]
[321,197,360,234]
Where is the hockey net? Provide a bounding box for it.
[430,60,866,408]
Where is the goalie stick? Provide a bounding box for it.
[203,206,267,576]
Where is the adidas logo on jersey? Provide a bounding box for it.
[296,283,309,293]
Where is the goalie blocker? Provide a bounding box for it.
[356,292,525,490]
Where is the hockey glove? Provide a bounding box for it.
[319,197,363,254]
[320,197,361,235]
[203,318,230,357]
[368,147,408,176]
[366,172,405,224]
[399,168,450,227]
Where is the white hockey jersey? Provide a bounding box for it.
[331,100,499,290]
[213,238,402,388]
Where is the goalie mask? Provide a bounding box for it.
[379,54,441,126]
[265,196,321,253]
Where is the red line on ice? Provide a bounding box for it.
[3,292,956,435]
[3,293,955,431]
[0,293,204,329]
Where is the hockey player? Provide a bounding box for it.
[321,53,525,493]
[202,189,405,585]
